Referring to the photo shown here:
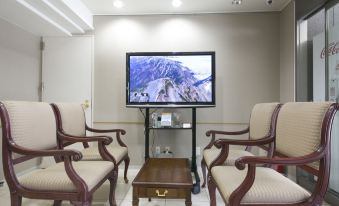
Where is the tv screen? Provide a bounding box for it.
[126,52,215,107]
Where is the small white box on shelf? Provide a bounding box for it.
[182,123,191,128]
[161,112,172,127]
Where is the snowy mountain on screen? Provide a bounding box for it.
[129,56,211,102]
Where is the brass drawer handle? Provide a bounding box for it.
[155,189,168,197]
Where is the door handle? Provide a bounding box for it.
[82,100,90,109]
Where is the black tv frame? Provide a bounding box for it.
[126,51,216,108]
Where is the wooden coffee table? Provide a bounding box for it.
[132,158,193,206]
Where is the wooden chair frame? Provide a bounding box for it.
[208,103,338,206]
[51,104,130,183]
[0,102,118,206]
[201,104,281,187]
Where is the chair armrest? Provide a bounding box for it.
[58,132,118,163]
[86,125,126,135]
[8,140,82,161]
[86,125,127,147]
[208,137,274,171]
[8,139,95,192]
[58,131,113,145]
[214,136,273,147]
[234,149,326,170]
[226,149,326,205]
[204,127,249,149]
[206,128,249,137]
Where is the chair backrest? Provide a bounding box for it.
[275,102,335,173]
[249,102,280,140]
[52,103,86,136]
[0,101,57,161]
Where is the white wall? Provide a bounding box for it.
[280,1,295,103]
[93,13,281,165]
[0,18,41,180]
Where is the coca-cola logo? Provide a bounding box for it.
[320,41,339,59]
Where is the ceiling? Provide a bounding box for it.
[0,0,290,37]
[81,0,291,15]
[0,0,93,36]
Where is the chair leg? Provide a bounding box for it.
[124,156,130,184]
[53,200,62,206]
[71,199,92,206]
[201,158,207,188]
[108,170,118,206]
[208,175,217,206]
[10,193,22,206]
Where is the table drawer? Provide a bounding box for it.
[146,188,187,199]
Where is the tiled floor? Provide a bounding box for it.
[0,168,332,206]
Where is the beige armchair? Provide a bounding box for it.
[0,101,118,206]
[201,103,281,187]
[51,103,130,183]
[208,102,338,206]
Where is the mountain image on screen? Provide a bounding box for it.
[129,56,212,103]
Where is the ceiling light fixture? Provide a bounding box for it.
[113,0,123,8]
[232,0,242,5]
[172,0,182,8]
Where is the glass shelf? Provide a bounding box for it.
[148,126,192,130]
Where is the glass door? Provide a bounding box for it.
[326,0,339,200]
[296,1,339,204]
[296,8,325,102]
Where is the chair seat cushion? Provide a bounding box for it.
[211,166,310,204]
[18,161,114,192]
[203,148,254,168]
[81,145,128,162]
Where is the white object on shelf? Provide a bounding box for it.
[161,112,172,127]
[183,123,191,128]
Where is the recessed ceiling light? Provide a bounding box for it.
[113,0,123,8]
[172,0,182,8]
[232,0,242,5]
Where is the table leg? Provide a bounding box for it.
[185,189,192,206]
[132,187,139,206]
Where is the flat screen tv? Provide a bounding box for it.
[126,51,215,107]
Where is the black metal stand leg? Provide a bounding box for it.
[145,108,150,160]
[192,170,200,194]
[191,108,200,194]
[143,107,200,194]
